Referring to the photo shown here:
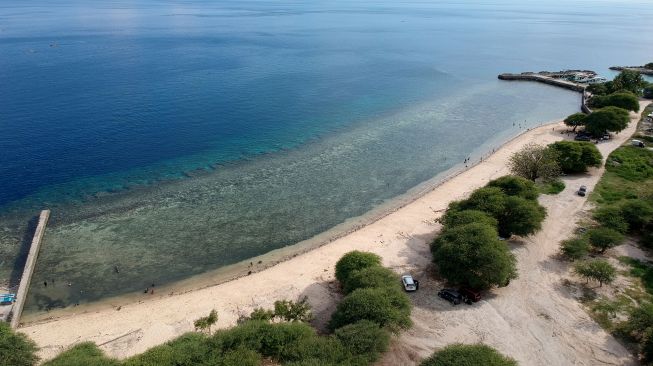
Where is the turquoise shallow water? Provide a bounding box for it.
[0,0,651,311]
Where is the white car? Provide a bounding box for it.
[401,275,417,292]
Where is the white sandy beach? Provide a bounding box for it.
[21,102,649,365]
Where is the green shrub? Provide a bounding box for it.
[496,196,546,238]
[432,223,516,289]
[593,205,629,233]
[220,348,261,366]
[548,141,602,174]
[487,175,539,200]
[587,227,624,253]
[560,238,590,260]
[620,199,653,231]
[419,344,517,366]
[273,297,313,322]
[342,266,401,294]
[43,342,118,366]
[574,259,616,287]
[328,287,411,332]
[441,209,498,229]
[590,92,640,112]
[334,320,390,362]
[123,333,211,366]
[335,251,382,284]
[0,322,39,366]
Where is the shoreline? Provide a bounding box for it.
[19,116,562,326]
[20,117,576,360]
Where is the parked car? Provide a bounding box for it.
[577,185,587,197]
[459,287,481,303]
[574,134,591,141]
[632,139,646,148]
[401,275,417,292]
[438,288,462,305]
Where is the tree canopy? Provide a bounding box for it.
[508,143,561,182]
[584,107,630,136]
[431,223,517,289]
[328,287,411,332]
[419,344,517,366]
[590,92,640,112]
[487,175,539,200]
[335,251,382,284]
[548,140,602,173]
[342,266,401,294]
[587,227,624,253]
[574,259,616,287]
[564,112,587,131]
[495,196,546,238]
[442,209,498,230]
[612,69,647,95]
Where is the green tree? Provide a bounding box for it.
[441,209,498,230]
[328,287,412,332]
[508,143,561,182]
[574,260,616,287]
[274,297,313,322]
[564,112,588,131]
[334,251,382,284]
[644,84,653,99]
[194,309,218,334]
[587,227,624,253]
[560,238,590,261]
[548,141,602,173]
[590,92,640,112]
[620,200,653,231]
[342,266,401,294]
[43,342,118,366]
[487,175,539,200]
[646,63,653,70]
[431,223,517,289]
[496,196,546,238]
[587,82,610,96]
[419,344,517,366]
[584,107,630,136]
[459,187,507,216]
[247,308,275,322]
[0,322,39,366]
[612,69,647,95]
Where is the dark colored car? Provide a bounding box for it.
[459,287,481,302]
[438,288,462,305]
[574,134,591,141]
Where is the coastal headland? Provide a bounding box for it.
[19,100,649,364]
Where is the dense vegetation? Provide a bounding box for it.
[3,252,408,366]
[432,175,547,289]
[584,107,630,136]
[0,322,39,366]
[419,344,517,366]
[563,105,653,363]
[589,92,640,112]
[588,70,648,96]
[548,141,602,174]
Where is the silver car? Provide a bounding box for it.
[401,275,417,292]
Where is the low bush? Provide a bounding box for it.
[124,333,212,366]
[620,199,653,231]
[574,260,616,287]
[44,342,118,366]
[538,179,565,195]
[607,147,653,182]
[0,322,39,366]
[335,251,382,284]
[589,92,640,112]
[560,238,590,260]
[342,266,401,294]
[328,287,411,332]
[587,227,624,253]
[419,344,517,366]
[334,320,390,363]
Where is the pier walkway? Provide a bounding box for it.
[10,210,50,328]
[498,73,592,114]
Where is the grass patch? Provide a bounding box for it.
[537,179,565,195]
[619,257,653,295]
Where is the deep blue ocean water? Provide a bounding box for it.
[1,0,652,311]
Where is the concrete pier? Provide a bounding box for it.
[10,210,50,328]
[498,73,586,92]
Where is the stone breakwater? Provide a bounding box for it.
[609,66,653,76]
